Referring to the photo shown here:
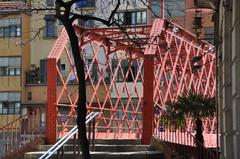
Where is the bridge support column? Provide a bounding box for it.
[46,58,57,144]
[142,55,154,144]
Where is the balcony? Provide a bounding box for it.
[25,69,44,85]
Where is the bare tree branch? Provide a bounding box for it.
[20,25,46,46]
[70,0,120,26]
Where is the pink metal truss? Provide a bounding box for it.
[47,18,216,147]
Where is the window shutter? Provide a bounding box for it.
[0,93,8,101]
[9,57,21,68]
[0,58,8,67]
[8,93,21,101]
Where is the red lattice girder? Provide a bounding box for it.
[47,18,216,146]
[151,19,216,147]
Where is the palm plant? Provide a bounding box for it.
[162,90,216,148]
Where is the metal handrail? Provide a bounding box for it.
[39,112,100,159]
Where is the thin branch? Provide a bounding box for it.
[70,0,120,26]
[107,0,121,26]
[19,26,46,46]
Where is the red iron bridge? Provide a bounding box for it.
[0,18,217,158]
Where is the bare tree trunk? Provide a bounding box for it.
[195,118,204,159]
[54,1,120,158]
[64,22,90,159]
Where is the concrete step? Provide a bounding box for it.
[24,150,164,159]
[68,139,142,145]
[39,144,152,152]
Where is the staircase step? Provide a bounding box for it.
[39,144,151,152]
[68,139,142,145]
[24,150,164,159]
[25,139,163,159]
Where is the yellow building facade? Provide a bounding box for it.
[0,1,31,127]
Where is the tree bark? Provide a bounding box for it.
[195,118,204,159]
[64,22,90,159]
[54,1,120,158]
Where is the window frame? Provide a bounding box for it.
[0,18,21,38]
[113,10,147,26]
[46,0,54,6]
[0,92,21,115]
[204,27,214,44]
[44,15,57,38]
[28,92,32,101]
[152,0,185,17]
[0,57,21,76]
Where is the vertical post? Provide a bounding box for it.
[92,118,96,152]
[162,0,165,19]
[221,3,234,159]
[61,146,64,159]
[147,0,152,24]
[73,134,76,158]
[88,120,91,150]
[57,149,60,159]
[142,55,154,144]
[232,0,240,158]
[46,58,57,144]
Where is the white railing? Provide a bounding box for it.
[39,112,100,159]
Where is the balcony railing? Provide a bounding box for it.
[25,71,44,85]
[0,109,44,159]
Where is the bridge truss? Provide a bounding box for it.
[46,18,216,147]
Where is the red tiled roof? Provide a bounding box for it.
[0,1,30,13]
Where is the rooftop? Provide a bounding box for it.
[0,1,30,13]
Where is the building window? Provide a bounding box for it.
[0,57,21,76]
[80,19,95,28]
[0,92,20,114]
[86,59,98,82]
[76,0,95,8]
[153,0,185,17]
[112,59,138,82]
[0,18,21,37]
[0,67,8,76]
[44,15,57,38]
[123,66,136,82]
[205,27,214,44]
[113,10,147,25]
[46,0,54,6]
[28,92,32,101]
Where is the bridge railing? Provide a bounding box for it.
[154,102,218,159]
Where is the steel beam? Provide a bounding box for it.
[142,55,154,144]
[46,58,57,144]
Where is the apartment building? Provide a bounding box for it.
[0,1,31,126]
[217,0,240,158]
